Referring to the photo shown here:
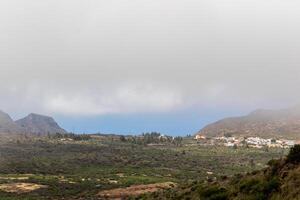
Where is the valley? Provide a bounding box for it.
[0,108,299,199]
[0,134,287,199]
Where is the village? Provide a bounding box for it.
[194,134,297,149]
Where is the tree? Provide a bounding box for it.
[120,135,126,142]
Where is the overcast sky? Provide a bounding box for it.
[0,0,300,134]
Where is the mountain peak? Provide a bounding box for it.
[26,113,54,120]
[16,113,66,135]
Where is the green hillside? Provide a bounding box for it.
[135,145,300,200]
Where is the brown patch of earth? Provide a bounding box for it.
[0,176,29,180]
[0,183,47,194]
[98,182,176,199]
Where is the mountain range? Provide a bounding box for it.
[197,106,300,140]
[0,110,66,135]
[2,105,300,139]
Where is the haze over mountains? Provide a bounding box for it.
[2,105,300,139]
[0,110,66,135]
[197,106,300,140]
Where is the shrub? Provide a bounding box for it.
[287,145,300,164]
[197,185,229,200]
[267,159,279,167]
[239,178,261,193]
[238,176,280,200]
[264,177,280,194]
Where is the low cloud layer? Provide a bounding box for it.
[0,0,300,118]
[43,84,183,115]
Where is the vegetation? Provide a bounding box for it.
[287,144,300,163]
[48,132,92,141]
[120,132,183,146]
[0,134,290,199]
[136,145,300,200]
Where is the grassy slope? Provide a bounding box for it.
[136,146,300,200]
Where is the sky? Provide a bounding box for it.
[0,0,300,135]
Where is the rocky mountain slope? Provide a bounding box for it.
[16,113,66,135]
[197,106,300,139]
[0,110,24,134]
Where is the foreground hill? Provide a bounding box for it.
[136,145,300,200]
[197,106,300,139]
[0,110,23,134]
[16,113,66,135]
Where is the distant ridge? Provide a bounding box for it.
[0,110,24,134]
[197,106,300,140]
[15,113,66,135]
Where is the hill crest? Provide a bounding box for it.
[197,106,300,139]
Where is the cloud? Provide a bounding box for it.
[42,83,184,116]
[0,0,300,117]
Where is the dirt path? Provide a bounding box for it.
[98,182,176,199]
